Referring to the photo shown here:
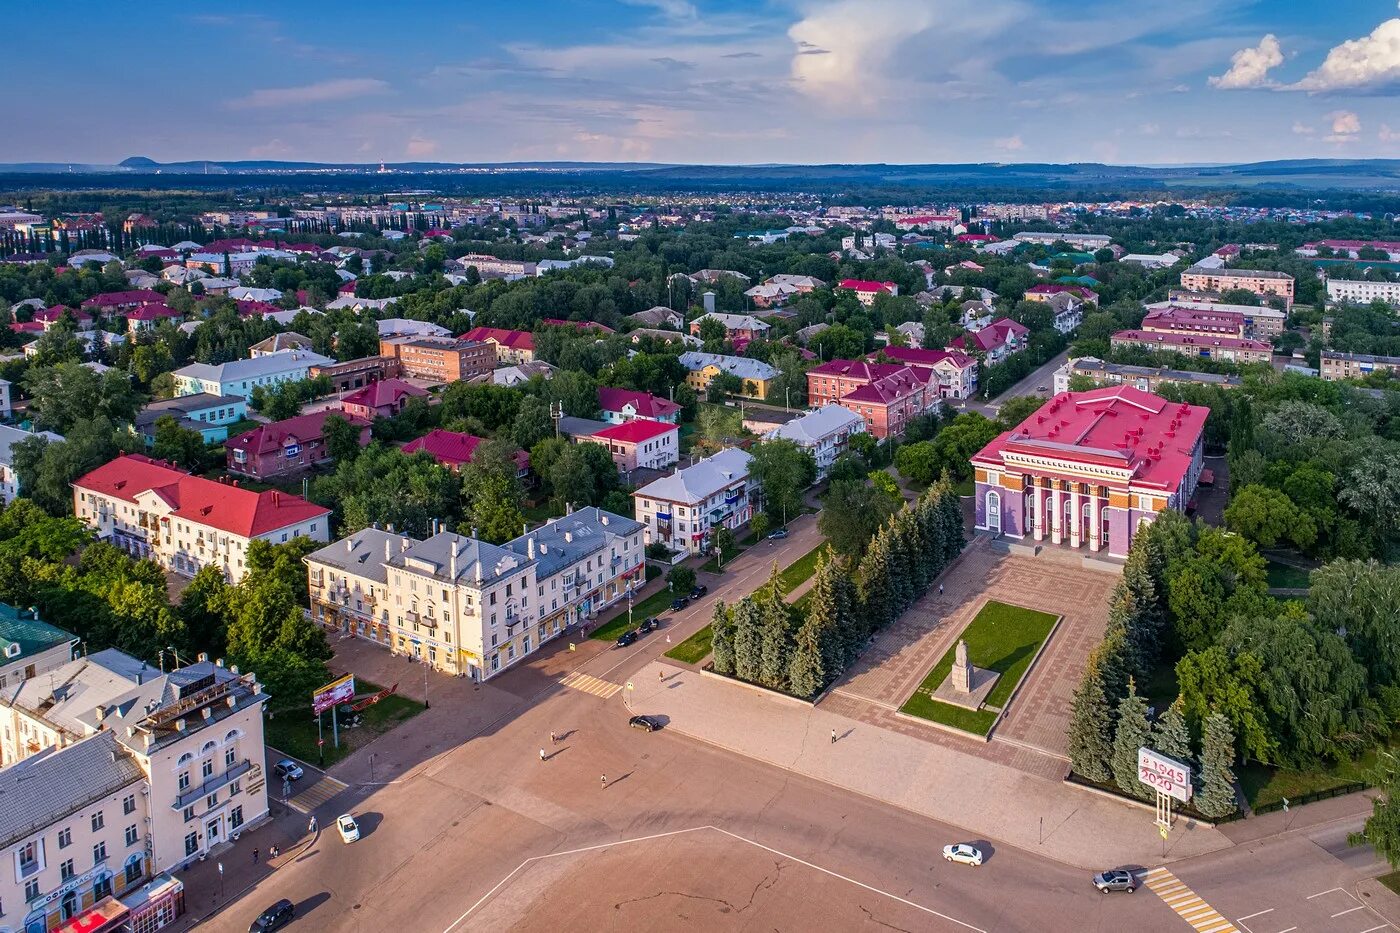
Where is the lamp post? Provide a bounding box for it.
[369,753,377,784]
[422,656,430,710]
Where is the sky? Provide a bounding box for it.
[4,0,1400,166]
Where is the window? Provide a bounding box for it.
[183,806,194,822]
[93,841,107,864]
[230,806,244,830]
[94,873,112,899]
[122,795,136,815]
[91,812,104,832]
[178,772,190,791]
[60,858,75,881]
[125,857,142,885]
[184,832,198,857]
[58,827,72,849]
[229,780,241,796]
[125,825,138,846]
[201,760,213,778]
[25,879,40,902]
[206,794,217,809]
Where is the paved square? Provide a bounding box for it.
[826,535,1117,766]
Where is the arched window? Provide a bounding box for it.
[200,740,217,754]
[177,752,194,765]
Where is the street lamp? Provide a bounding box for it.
[422,655,430,710]
[369,753,377,783]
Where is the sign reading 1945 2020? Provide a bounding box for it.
[1138,747,1192,802]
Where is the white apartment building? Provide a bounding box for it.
[73,454,330,582]
[764,404,866,478]
[632,448,753,555]
[171,349,333,398]
[306,508,644,681]
[0,425,62,506]
[1326,278,1400,307]
[1012,231,1111,250]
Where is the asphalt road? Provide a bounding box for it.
[965,348,1071,418]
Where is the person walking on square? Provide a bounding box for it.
[540,748,546,762]
[252,847,259,864]
[601,773,608,788]
[550,731,556,745]
[831,728,837,745]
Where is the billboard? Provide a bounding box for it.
[312,673,356,715]
[1138,747,1192,802]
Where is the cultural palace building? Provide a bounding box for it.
[971,386,1209,558]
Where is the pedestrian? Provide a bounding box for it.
[540,747,546,762]
[550,730,556,744]
[831,728,837,745]
[939,583,944,596]
[659,669,664,681]
[270,845,279,860]
[308,816,317,834]
[253,847,259,864]
[601,773,608,788]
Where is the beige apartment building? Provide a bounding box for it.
[378,336,495,383]
[1179,265,1294,305]
[1319,350,1400,381]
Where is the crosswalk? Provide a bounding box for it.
[560,670,622,699]
[1143,867,1238,933]
[285,774,349,814]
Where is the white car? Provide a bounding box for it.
[336,814,360,844]
[942,843,983,866]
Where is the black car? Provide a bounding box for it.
[689,584,708,599]
[616,630,638,647]
[670,596,689,611]
[249,899,295,932]
[629,715,664,732]
[638,617,661,633]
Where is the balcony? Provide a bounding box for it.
[172,758,252,810]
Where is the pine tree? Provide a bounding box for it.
[1197,712,1239,818]
[731,597,763,683]
[709,600,735,675]
[758,565,795,690]
[789,551,846,697]
[788,607,829,699]
[937,485,965,565]
[917,492,944,585]
[887,515,915,614]
[1111,678,1153,800]
[1153,701,1192,764]
[830,554,864,670]
[1067,650,1115,782]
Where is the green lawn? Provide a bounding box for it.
[1239,745,1381,809]
[665,624,714,664]
[1379,871,1400,897]
[776,543,826,594]
[264,678,425,768]
[590,587,677,641]
[899,600,1060,736]
[1265,560,1312,590]
[701,537,750,573]
[953,476,975,497]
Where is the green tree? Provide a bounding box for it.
[1176,646,1275,764]
[180,564,232,657]
[322,414,364,464]
[511,395,554,450]
[995,394,1047,429]
[1310,560,1400,689]
[1225,484,1311,550]
[1067,649,1115,782]
[667,565,696,594]
[1153,702,1192,764]
[749,438,816,526]
[712,526,736,566]
[758,567,796,690]
[710,600,735,675]
[461,438,527,543]
[549,442,618,509]
[149,415,208,470]
[894,442,941,486]
[1111,679,1153,800]
[731,596,763,682]
[749,512,771,540]
[1196,713,1239,818]
[546,370,600,418]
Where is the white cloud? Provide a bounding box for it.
[1291,11,1400,93]
[1291,121,1315,136]
[994,134,1025,151]
[619,0,697,19]
[1322,109,1361,142]
[1209,34,1283,89]
[1139,122,1160,136]
[230,78,388,109]
[405,135,439,158]
[1381,124,1400,142]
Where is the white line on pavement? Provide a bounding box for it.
[1271,926,1296,933]
[1334,905,1367,917]
[1237,909,1274,921]
[440,823,987,933]
[1358,925,1393,933]
[1306,887,1343,899]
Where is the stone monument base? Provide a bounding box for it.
[932,666,1001,710]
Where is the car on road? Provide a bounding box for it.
[638,617,661,633]
[616,630,638,647]
[336,814,360,844]
[272,759,303,782]
[689,584,708,599]
[1092,869,1137,893]
[249,899,295,932]
[1036,385,1048,392]
[942,843,983,866]
[768,527,790,540]
[670,596,689,611]
[629,715,664,732]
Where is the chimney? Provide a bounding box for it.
[527,537,536,559]
[385,538,392,562]
[215,657,224,668]
[96,704,107,720]
[197,652,209,663]
[450,546,457,579]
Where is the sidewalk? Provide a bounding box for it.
[634,660,1233,870]
[167,806,311,930]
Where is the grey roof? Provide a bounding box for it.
[556,416,610,438]
[378,318,451,338]
[0,732,144,849]
[305,527,410,585]
[766,404,865,445]
[1185,265,1293,280]
[94,660,264,752]
[0,424,63,467]
[1069,357,1241,387]
[3,649,148,738]
[634,447,752,505]
[174,349,333,385]
[135,394,244,430]
[249,332,311,354]
[0,604,74,668]
[507,507,643,579]
[392,532,531,587]
[678,352,778,382]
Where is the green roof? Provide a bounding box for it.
[0,602,74,665]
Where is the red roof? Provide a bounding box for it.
[591,420,677,444]
[597,386,681,419]
[951,318,1028,354]
[837,279,897,294]
[9,321,43,333]
[34,306,92,324]
[873,346,976,369]
[227,411,369,458]
[462,326,535,351]
[1112,329,1271,352]
[401,430,529,470]
[957,233,999,243]
[126,303,180,321]
[341,378,428,410]
[841,368,927,405]
[541,318,616,334]
[972,387,1209,492]
[809,359,919,382]
[74,453,329,537]
[234,300,281,318]
[1141,306,1246,336]
[81,290,165,309]
[1309,239,1400,251]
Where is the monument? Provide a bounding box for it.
[932,637,1001,710]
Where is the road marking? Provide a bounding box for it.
[1236,909,1274,922]
[1334,905,1367,917]
[1143,867,1238,933]
[1271,927,1296,933]
[560,670,622,699]
[284,774,349,814]
[1360,925,1393,933]
[1307,887,1343,899]
[441,824,987,933]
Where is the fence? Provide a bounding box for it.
[1252,781,1367,815]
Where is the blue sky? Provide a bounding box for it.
[4,0,1400,165]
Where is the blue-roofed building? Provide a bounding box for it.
[0,602,76,690]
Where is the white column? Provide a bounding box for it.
[1050,481,1063,544]
[1069,483,1082,548]
[1089,487,1103,552]
[1032,481,1045,541]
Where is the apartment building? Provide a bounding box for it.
[1140,306,1248,339]
[378,336,495,383]
[873,347,979,399]
[459,327,535,365]
[73,454,330,581]
[586,419,679,471]
[1012,232,1111,250]
[308,355,400,394]
[1319,350,1400,382]
[1179,265,1294,305]
[677,352,777,399]
[171,350,333,399]
[688,312,771,342]
[455,254,537,279]
[134,395,245,447]
[1053,357,1242,394]
[764,404,866,477]
[1326,278,1400,307]
[1110,330,1273,364]
[305,508,644,680]
[226,411,371,480]
[0,604,76,695]
[632,448,753,555]
[0,425,63,505]
[1150,296,1287,338]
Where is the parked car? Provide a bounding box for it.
[336,814,360,844]
[942,843,984,866]
[1092,869,1137,893]
[638,617,661,633]
[616,630,638,647]
[249,899,295,932]
[670,596,689,611]
[689,584,708,599]
[768,528,790,540]
[272,759,303,782]
[629,715,664,732]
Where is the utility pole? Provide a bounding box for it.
[550,400,563,439]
